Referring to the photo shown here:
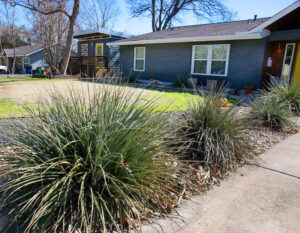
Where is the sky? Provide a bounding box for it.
[5,0,297,36]
[112,0,296,35]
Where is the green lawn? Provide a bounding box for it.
[0,85,238,118]
[0,99,30,118]
[0,78,49,83]
[142,88,237,112]
[0,78,45,82]
[143,91,200,112]
[0,77,67,83]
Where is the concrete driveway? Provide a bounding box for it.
[0,79,154,102]
[143,133,300,233]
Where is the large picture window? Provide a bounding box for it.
[134,47,145,71]
[191,44,230,76]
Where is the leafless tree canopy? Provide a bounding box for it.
[127,0,235,32]
[5,0,80,75]
[0,3,18,74]
[31,1,69,76]
[5,0,72,18]
[79,0,119,30]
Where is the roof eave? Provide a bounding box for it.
[3,47,44,57]
[249,0,300,33]
[26,47,44,56]
[107,32,268,46]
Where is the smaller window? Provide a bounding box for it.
[23,57,29,65]
[17,58,22,64]
[134,47,145,71]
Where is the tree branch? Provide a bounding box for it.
[9,0,71,18]
[127,0,235,32]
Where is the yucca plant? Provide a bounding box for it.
[177,88,251,170]
[0,85,180,232]
[250,94,293,131]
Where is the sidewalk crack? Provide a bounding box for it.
[246,163,300,180]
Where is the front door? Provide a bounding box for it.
[293,44,300,90]
[95,43,103,56]
[281,43,295,83]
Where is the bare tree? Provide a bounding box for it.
[5,0,80,75]
[127,0,235,32]
[0,15,10,76]
[79,0,119,30]
[31,1,69,77]
[2,3,17,74]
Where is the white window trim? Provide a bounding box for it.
[134,47,146,72]
[191,44,230,77]
[281,43,295,83]
[23,57,29,65]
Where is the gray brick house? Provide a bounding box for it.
[108,1,300,90]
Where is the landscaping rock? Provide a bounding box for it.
[0,119,27,146]
[0,215,10,231]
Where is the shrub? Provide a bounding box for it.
[177,88,251,170]
[250,94,293,131]
[123,71,141,84]
[0,86,179,232]
[266,83,300,116]
[123,75,138,83]
[172,76,192,88]
[32,74,46,78]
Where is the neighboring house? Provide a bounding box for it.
[70,28,127,77]
[1,44,47,74]
[108,1,300,90]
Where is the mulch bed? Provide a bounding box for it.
[237,106,299,156]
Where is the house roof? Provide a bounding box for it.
[108,1,300,46]
[74,28,128,39]
[3,44,44,57]
[108,18,270,45]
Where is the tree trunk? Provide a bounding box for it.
[151,0,156,32]
[12,48,16,74]
[60,0,80,75]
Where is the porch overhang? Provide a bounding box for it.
[74,28,127,40]
[249,0,300,33]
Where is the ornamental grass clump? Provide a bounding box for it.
[0,85,180,233]
[250,94,293,131]
[177,88,251,171]
[266,83,300,116]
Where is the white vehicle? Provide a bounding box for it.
[0,65,8,74]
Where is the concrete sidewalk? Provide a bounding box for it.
[143,133,300,233]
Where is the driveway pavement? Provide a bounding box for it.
[143,133,300,233]
[0,80,153,102]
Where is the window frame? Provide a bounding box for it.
[23,57,29,65]
[134,47,146,72]
[191,44,230,77]
[17,57,22,64]
[95,43,104,56]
